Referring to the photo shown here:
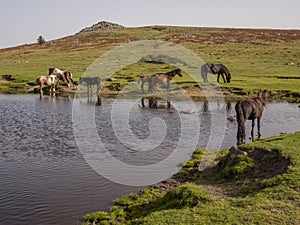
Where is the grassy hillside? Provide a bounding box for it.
[0,26,299,100]
[84,132,300,225]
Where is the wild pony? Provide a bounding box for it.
[148,68,183,92]
[79,76,101,96]
[201,63,231,83]
[35,74,66,98]
[235,89,267,146]
[49,68,74,87]
[138,75,152,93]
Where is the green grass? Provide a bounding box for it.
[0,26,299,101]
[83,132,300,225]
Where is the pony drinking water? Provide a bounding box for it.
[79,76,101,96]
[79,76,102,105]
[235,89,267,146]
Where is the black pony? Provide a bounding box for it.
[235,90,267,146]
[201,63,231,83]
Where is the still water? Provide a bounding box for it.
[0,94,299,225]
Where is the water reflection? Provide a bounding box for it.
[141,96,171,109]
[0,95,300,225]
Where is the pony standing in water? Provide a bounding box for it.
[35,75,60,98]
[79,76,101,96]
[235,90,267,146]
[201,63,231,83]
[49,68,74,87]
[79,76,102,106]
[148,68,183,92]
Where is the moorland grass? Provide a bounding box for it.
[0,26,299,101]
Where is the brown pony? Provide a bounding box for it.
[235,90,267,146]
[149,68,183,92]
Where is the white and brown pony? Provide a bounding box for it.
[49,68,74,87]
[35,75,60,98]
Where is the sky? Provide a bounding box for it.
[0,0,299,49]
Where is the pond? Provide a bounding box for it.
[0,94,299,225]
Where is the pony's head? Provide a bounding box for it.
[48,68,55,75]
[176,69,183,77]
[64,71,72,78]
[226,73,231,83]
[258,89,267,105]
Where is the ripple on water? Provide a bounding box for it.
[0,95,300,225]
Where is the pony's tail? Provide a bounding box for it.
[235,102,244,124]
[235,101,244,144]
[200,65,208,82]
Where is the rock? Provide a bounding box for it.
[229,146,248,159]
[181,109,195,114]
[77,21,125,34]
[227,115,235,122]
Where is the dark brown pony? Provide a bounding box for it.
[149,68,183,92]
[235,90,267,146]
[201,63,231,83]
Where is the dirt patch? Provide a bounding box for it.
[247,148,290,179]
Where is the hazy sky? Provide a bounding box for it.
[1,0,299,49]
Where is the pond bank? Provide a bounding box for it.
[1,82,299,103]
[83,132,300,225]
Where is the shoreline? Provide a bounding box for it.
[0,84,299,103]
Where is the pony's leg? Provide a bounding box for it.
[39,85,43,99]
[237,122,242,146]
[220,73,226,83]
[66,78,71,88]
[242,123,246,144]
[251,119,255,141]
[150,81,155,93]
[96,84,100,96]
[141,82,145,93]
[53,85,56,97]
[257,117,261,138]
[202,72,208,83]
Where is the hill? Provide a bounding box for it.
[0,23,299,101]
[76,21,125,34]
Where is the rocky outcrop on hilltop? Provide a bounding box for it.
[77,21,125,34]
